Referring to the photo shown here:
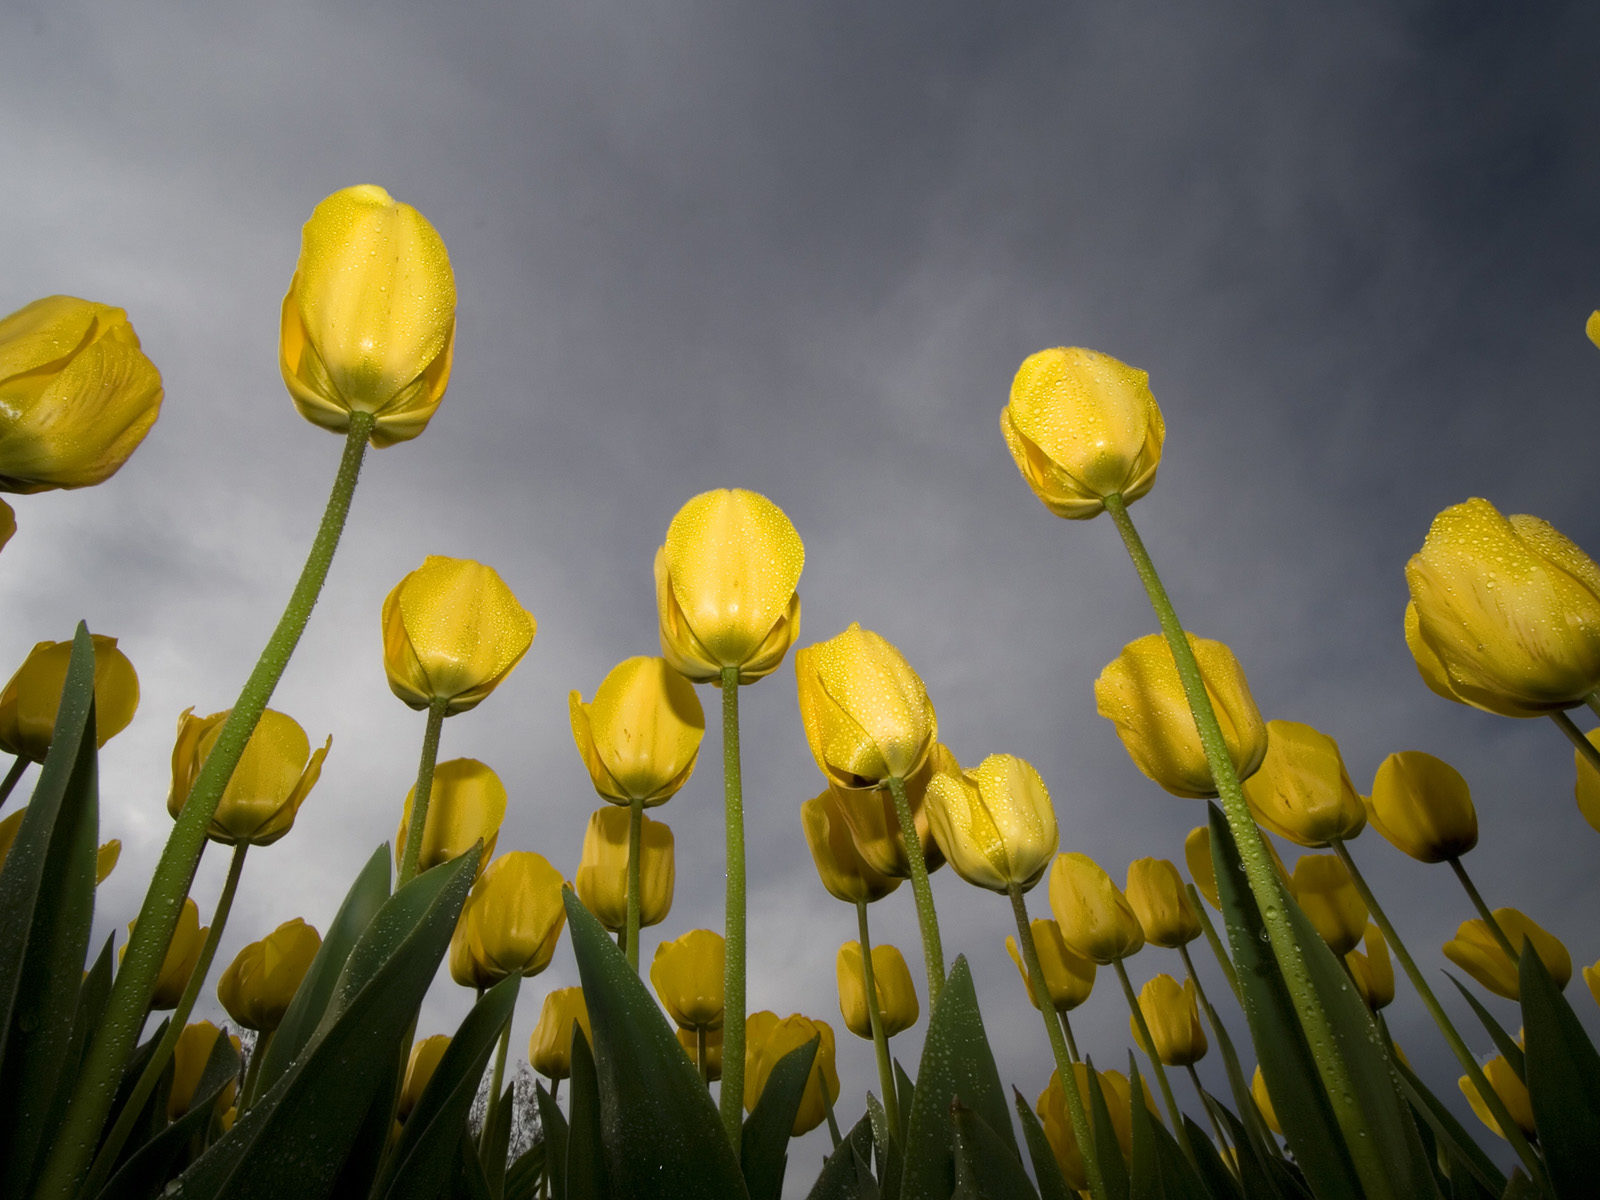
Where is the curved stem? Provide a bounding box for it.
[717,666,747,1149]
[1447,857,1517,961]
[0,755,27,810]
[625,796,644,971]
[397,697,449,887]
[855,899,900,1140]
[1184,1062,1232,1161]
[1114,957,1197,1168]
[1187,884,1241,1004]
[886,774,944,1005]
[1550,709,1600,774]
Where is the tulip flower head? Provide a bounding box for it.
[168,707,330,847]
[399,1035,451,1121]
[796,623,938,789]
[569,656,704,807]
[1572,730,1600,835]
[1443,908,1571,1000]
[0,294,163,493]
[530,987,592,1082]
[0,634,139,761]
[167,1021,240,1121]
[574,805,675,932]
[448,851,567,989]
[1588,310,1600,349]
[1132,974,1208,1066]
[1460,1055,1537,1142]
[216,917,322,1032]
[1048,852,1145,963]
[123,896,208,1010]
[800,789,902,904]
[924,751,1058,893]
[824,759,947,880]
[1001,346,1165,520]
[1288,853,1367,956]
[280,185,456,446]
[1004,918,1096,1012]
[1345,922,1395,1011]
[394,757,507,876]
[651,928,725,1032]
[1584,958,1600,1010]
[95,839,121,884]
[1241,720,1366,847]
[836,941,919,1038]
[1125,857,1201,947]
[743,1012,839,1136]
[1366,750,1478,862]
[0,500,12,551]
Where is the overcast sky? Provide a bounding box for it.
[4,1,1598,1189]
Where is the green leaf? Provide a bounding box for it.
[482,1078,516,1198]
[1446,976,1526,1081]
[1519,944,1600,1200]
[1207,1099,1307,1200]
[1182,1115,1244,1200]
[504,1135,547,1200]
[1014,1088,1073,1200]
[534,1083,569,1200]
[1188,957,1279,1174]
[564,1025,606,1200]
[0,623,100,1198]
[561,889,746,1200]
[1086,1059,1130,1200]
[1124,1057,1208,1200]
[742,1035,818,1200]
[805,1113,879,1200]
[1389,1053,1505,1198]
[456,1126,496,1200]
[951,1101,1039,1200]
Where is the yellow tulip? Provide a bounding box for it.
[1095,632,1268,799]
[1588,310,1600,349]
[824,754,947,880]
[1583,958,1599,1009]
[650,928,725,1032]
[1443,908,1570,1000]
[1251,1066,1283,1136]
[1004,918,1096,1012]
[95,838,120,884]
[1405,498,1600,717]
[1124,857,1201,947]
[678,1025,723,1081]
[743,1012,838,1136]
[573,805,674,932]
[1241,720,1366,847]
[0,635,139,761]
[1572,730,1600,834]
[0,809,23,865]
[1460,1055,1536,1141]
[1345,922,1394,1010]
[923,751,1058,893]
[216,917,321,1032]
[1132,974,1207,1066]
[0,500,13,552]
[448,851,567,989]
[279,185,455,446]
[399,1035,450,1120]
[382,556,535,715]
[1001,347,1165,520]
[530,986,591,1082]
[1184,823,1290,911]
[1366,750,1478,862]
[167,1021,240,1121]
[1289,853,1367,956]
[569,656,704,806]
[836,941,918,1038]
[1036,1064,1158,1190]
[168,707,330,847]
[796,623,938,788]
[0,295,163,493]
[123,897,208,1010]
[799,789,902,904]
[1048,852,1145,963]
[394,758,507,876]
[655,488,804,683]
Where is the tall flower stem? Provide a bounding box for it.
[717,666,747,1149]
[1550,709,1600,774]
[1009,884,1105,1200]
[240,1027,276,1112]
[1179,940,1269,1152]
[1187,885,1241,1004]
[397,696,449,887]
[1113,957,1198,1169]
[625,796,644,971]
[0,755,26,810]
[1057,1009,1081,1062]
[1447,857,1516,961]
[855,899,900,1140]
[887,774,944,1006]
[479,1016,513,1157]
[35,412,373,1200]
[1184,1063,1232,1158]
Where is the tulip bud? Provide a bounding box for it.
[0,635,139,761]
[394,758,507,876]
[1132,974,1207,1066]
[1251,1066,1283,1136]
[836,941,918,1039]
[1345,922,1394,1010]
[655,489,804,684]
[1572,730,1600,835]
[650,928,725,1032]
[796,623,938,789]
[1036,1065,1157,1190]
[679,1025,722,1081]
[216,917,322,1032]
[1241,720,1366,847]
[569,656,704,807]
[923,752,1058,893]
[573,806,674,932]
[124,897,208,1009]
[382,556,536,715]
[1001,347,1165,520]
[448,851,567,989]
[529,987,591,1082]
[1460,1056,1537,1142]
[1125,857,1201,947]
[399,1035,450,1120]
[168,708,330,847]
[824,753,947,880]
[1005,918,1096,1012]
[743,1012,838,1135]
[279,186,455,446]
[1405,498,1600,717]
[1289,853,1367,956]
[1366,750,1478,862]
[1048,852,1145,963]
[1096,633,1268,799]
[168,1021,240,1121]
[0,295,163,493]
[1443,908,1571,1000]
[800,789,902,904]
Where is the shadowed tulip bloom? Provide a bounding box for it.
[399,1035,450,1120]
[924,751,1058,892]
[1584,959,1599,1009]
[0,295,163,493]
[382,556,535,715]
[1125,857,1201,947]
[796,623,938,789]
[448,851,567,989]
[743,1012,839,1136]
[1037,1065,1158,1190]
[574,805,674,932]
[651,928,725,1031]
[530,987,591,1082]
[570,656,704,807]
[679,1025,723,1080]
[124,897,208,1010]
[1096,632,1268,799]
[1133,974,1207,1066]
[168,1021,240,1121]
[800,789,902,904]
[655,488,804,684]
[1345,922,1395,1010]
[1184,824,1290,911]
[1443,908,1571,1000]
[96,838,120,884]
[1460,1055,1536,1141]
[1366,750,1478,862]
[1049,852,1145,963]
[1572,730,1600,834]
[836,942,918,1038]
[0,500,12,551]
[825,755,947,880]
[168,707,330,847]
[394,758,507,876]
[216,918,322,1032]
[280,185,455,447]
[0,634,140,761]
[1405,498,1600,717]
[1005,918,1096,1012]
[1289,854,1367,956]
[1251,1066,1284,1136]
[1001,347,1165,520]
[1589,310,1600,349]
[1241,720,1366,847]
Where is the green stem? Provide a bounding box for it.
[1329,839,1545,1183]
[625,796,644,971]
[1550,708,1600,775]
[1010,884,1106,1200]
[824,1092,843,1148]
[239,1027,275,1113]
[697,1027,709,1086]
[1187,885,1241,1004]
[479,1015,513,1158]
[1058,1008,1081,1062]
[0,755,27,810]
[86,842,250,1194]
[717,666,747,1150]
[1447,857,1517,962]
[886,773,945,1005]
[1114,957,1198,1169]
[397,696,449,887]
[36,412,374,1200]
[855,899,901,1141]
[1587,691,1600,723]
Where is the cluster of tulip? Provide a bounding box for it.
[0,181,1597,1200]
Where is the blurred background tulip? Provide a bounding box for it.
[574,805,674,932]
[167,707,329,846]
[743,1011,838,1136]
[448,851,567,989]
[1459,1055,1537,1142]
[1443,907,1571,999]
[167,1021,240,1121]
[399,1035,451,1121]
[1125,857,1201,947]
[0,634,139,762]
[836,941,918,1038]
[796,623,938,788]
[1572,730,1600,834]
[394,758,507,876]
[569,656,704,806]
[924,751,1057,892]
[678,1026,722,1081]
[800,789,902,903]
[1005,918,1096,1012]
[1241,720,1366,847]
[1036,1065,1157,1189]
[1366,750,1478,862]
[650,928,725,1031]
[1049,852,1145,963]
[823,766,946,880]
[216,918,321,1032]
[1344,922,1395,1010]
[1289,853,1368,956]
[529,986,591,1082]
[1251,1066,1284,1137]
[123,896,208,1010]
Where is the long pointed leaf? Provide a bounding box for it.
[804,1112,879,1200]
[1015,1089,1073,1200]
[1087,1059,1129,1200]
[951,1101,1039,1200]
[534,1082,569,1200]
[1446,976,1526,1081]
[742,1035,819,1200]
[1389,1054,1504,1197]
[565,1025,605,1200]
[1519,945,1600,1200]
